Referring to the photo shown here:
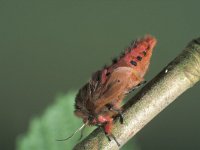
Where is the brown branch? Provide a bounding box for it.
[73,37,200,150]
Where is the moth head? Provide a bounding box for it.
[74,103,98,125]
[74,82,100,125]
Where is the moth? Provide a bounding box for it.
[58,35,157,146]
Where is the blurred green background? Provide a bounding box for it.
[1,1,200,150]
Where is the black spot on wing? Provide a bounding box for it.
[142,51,146,56]
[130,60,137,66]
[137,56,142,61]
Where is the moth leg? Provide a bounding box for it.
[104,124,120,146]
[101,126,111,141]
[101,126,120,147]
[110,133,120,147]
[137,80,147,87]
[128,80,147,93]
[98,125,111,141]
[106,104,124,124]
[105,132,120,147]
[98,115,120,147]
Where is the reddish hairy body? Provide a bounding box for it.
[74,35,157,143]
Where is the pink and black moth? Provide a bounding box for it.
[58,35,157,146]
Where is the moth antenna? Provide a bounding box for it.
[56,122,87,141]
[78,123,86,141]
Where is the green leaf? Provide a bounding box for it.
[16,91,140,150]
[16,91,94,150]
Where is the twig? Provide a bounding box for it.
[73,37,200,150]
